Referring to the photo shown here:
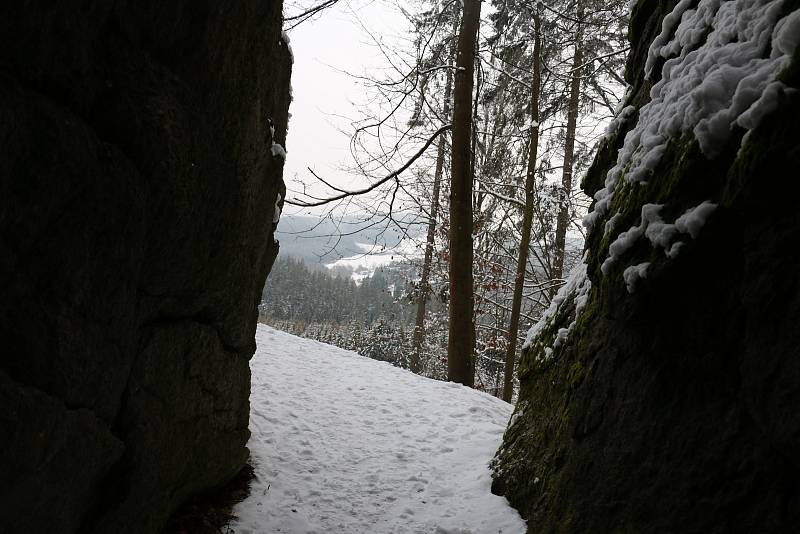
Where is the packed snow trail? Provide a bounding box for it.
[230,325,526,534]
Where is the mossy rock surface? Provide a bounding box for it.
[492,2,800,532]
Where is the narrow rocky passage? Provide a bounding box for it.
[230,325,526,534]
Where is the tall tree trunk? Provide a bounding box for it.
[502,12,542,402]
[411,136,445,374]
[411,10,460,375]
[447,0,481,387]
[551,19,584,287]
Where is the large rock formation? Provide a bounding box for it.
[0,1,291,532]
[492,0,800,532]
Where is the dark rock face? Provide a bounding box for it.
[0,1,291,532]
[492,0,800,532]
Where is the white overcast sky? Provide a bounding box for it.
[282,0,413,217]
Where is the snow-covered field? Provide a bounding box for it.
[230,325,526,534]
[324,241,419,283]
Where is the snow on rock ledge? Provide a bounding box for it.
[585,0,799,227]
[522,0,798,361]
[493,0,800,531]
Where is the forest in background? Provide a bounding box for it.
[260,235,575,397]
[278,0,629,399]
[260,255,457,386]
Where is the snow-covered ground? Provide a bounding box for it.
[325,241,419,283]
[230,325,526,534]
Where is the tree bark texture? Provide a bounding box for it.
[447,0,482,387]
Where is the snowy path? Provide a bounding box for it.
[230,325,526,534]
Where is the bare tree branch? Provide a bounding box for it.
[286,124,453,207]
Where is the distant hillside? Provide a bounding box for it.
[275,214,423,266]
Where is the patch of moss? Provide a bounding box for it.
[567,360,584,389]
[583,126,745,293]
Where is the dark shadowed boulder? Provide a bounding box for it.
[492,0,800,532]
[0,1,291,532]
